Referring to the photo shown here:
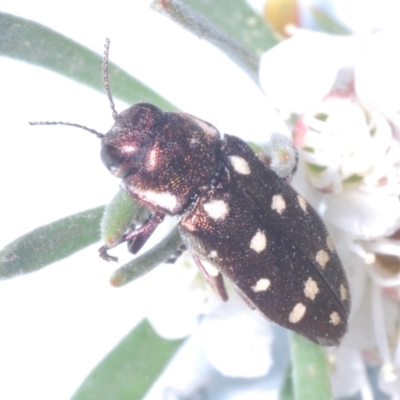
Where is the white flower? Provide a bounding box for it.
[260,29,400,398]
[142,256,210,339]
[140,252,275,378]
[259,30,361,114]
[202,295,273,378]
[144,301,278,400]
[295,93,400,239]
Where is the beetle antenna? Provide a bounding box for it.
[103,38,118,120]
[29,39,117,138]
[29,121,105,138]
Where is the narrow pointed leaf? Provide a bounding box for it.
[111,227,183,287]
[311,7,352,35]
[152,0,278,83]
[0,206,104,280]
[152,0,257,83]
[0,12,176,110]
[71,319,183,400]
[179,0,278,56]
[101,189,149,249]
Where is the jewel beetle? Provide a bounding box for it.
[31,40,350,346]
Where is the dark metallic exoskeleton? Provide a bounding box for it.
[98,101,350,346]
[31,40,350,346]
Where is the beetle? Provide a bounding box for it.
[31,39,350,346]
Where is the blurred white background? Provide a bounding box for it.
[0,1,280,399]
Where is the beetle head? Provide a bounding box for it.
[101,103,164,178]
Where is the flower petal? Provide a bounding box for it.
[259,31,355,113]
[330,347,371,398]
[143,259,214,339]
[323,191,400,239]
[356,31,400,118]
[143,325,217,400]
[203,296,274,378]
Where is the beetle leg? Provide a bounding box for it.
[125,212,164,254]
[98,245,119,262]
[193,256,228,301]
[122,212,165,255]
[165,243,187,264]
[98,212,165,262]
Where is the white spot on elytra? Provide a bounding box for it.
[297,195,307,212]
[327,235,335,252]
[229,155,251,175]
[251,278,271,292]
[316,249,329,268]
[203,199,229,220]
[135,189,178,213]
[330,311,341,325]
[289,303,306,323]
[304,277,320,300]
[201,259,219,277]
[340,284,348,301]
[208,250,218,258]
[250,230,267,253]
[271,194,286,214]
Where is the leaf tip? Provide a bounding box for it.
[110,270,125,287]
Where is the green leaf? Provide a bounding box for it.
[101,189,149,249]
[311,7,352,35]
[0,206,104,280]
[279,365,295,400]
[0,12,180,278]
[180,0,278,57]
[71,319,183,400]
[290,333,333,400]
[111,227,183,287]
[0,12,176,110]
[152,0,278,83]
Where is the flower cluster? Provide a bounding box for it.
[260,29,400,398]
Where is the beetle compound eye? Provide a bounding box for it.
[101,144,125,174]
